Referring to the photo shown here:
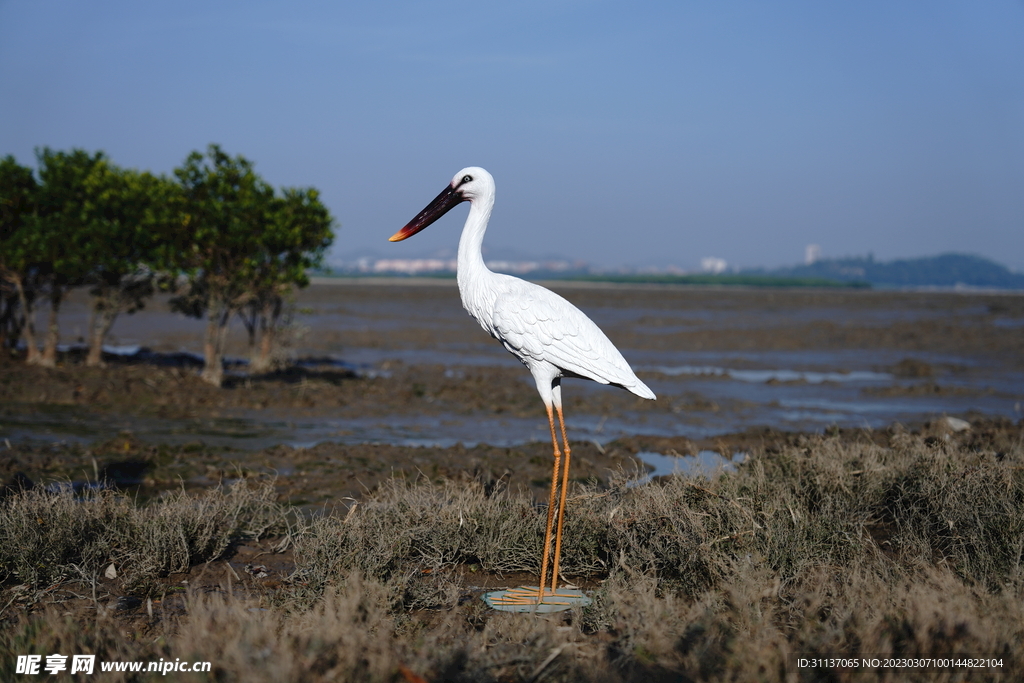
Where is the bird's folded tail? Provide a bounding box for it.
[628,377,656,401]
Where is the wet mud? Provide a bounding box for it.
[3,281,1023,506]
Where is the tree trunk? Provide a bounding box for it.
[0,286,16,349]
[86,289,117,367]
[39,286,64,367]
[250,297,281,374]
[201,298,231,387]
[241,303,259,364]
[85,299,96,344]
[14,276,42,365]
[255,320,274,373]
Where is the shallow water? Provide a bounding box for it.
[632,450,748,486]
[5,283,1023,449]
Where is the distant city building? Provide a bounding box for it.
[700,257,728,274]
[322,251,1024,289]
[805,244,821,265]
[369,258,457,274]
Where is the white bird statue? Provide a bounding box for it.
[390,167,655,608]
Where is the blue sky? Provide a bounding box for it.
[1,1,1022,271]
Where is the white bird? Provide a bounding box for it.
[390,167,655,606]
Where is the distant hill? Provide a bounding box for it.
[760,253,1024,290]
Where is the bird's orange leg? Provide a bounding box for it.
[550,403,572,591]
[536,404,562,602]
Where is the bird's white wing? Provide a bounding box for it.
[490,278,646,392]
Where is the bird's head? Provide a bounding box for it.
[389,167,493,242]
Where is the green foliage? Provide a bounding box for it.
[0,155,38,247]
[0,155,42,284]
[171,144,278,300]
[170,144,335,383]
[32,148,114,287]
[0,156,39,345]
[1,143,335,370]
[260,186,334,290]
[79,165,180,364]
[1,149,170,287]
[6,149,184,363]
[82,165,180,286]
[171,144,334,303]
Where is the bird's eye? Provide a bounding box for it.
[462,175,473,184]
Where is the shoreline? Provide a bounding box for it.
[309,274,1024,295]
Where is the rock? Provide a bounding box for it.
[114,596,141,611]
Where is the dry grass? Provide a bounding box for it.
[0,480,289,594]
[2,424,1023,681]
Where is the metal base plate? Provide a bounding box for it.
[482,586,592,613]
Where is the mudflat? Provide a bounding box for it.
[3,281,1024,682]
[2,281,1022,504]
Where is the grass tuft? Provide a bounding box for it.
[2,425,1023,681]
[0,480,289,593]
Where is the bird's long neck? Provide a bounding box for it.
[456,192,496,295]
[456,190,503,325]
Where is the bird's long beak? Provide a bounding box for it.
[389,184,466,242]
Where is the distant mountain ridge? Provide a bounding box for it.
[758,253,1024,289]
